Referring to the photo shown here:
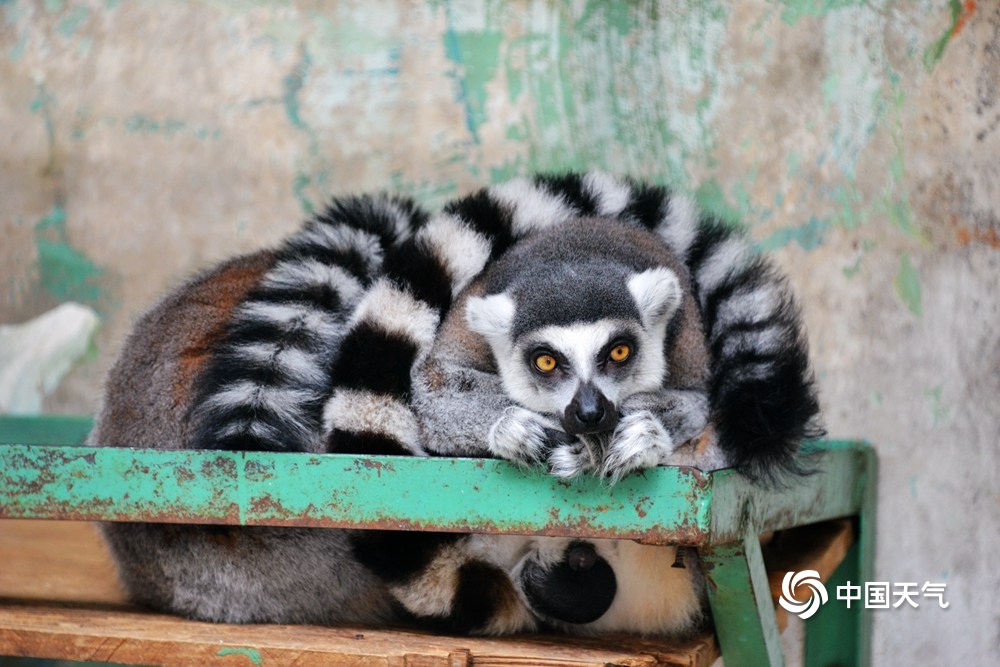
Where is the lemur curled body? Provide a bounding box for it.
[93,173,821,635]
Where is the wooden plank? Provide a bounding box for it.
[0,520,718,667]
[0,604,720,667]
[0,520,124,605]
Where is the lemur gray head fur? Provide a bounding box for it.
[464,220,683,437]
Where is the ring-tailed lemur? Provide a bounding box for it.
[92,173,821,635]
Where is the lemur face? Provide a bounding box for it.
[466,266,682,435]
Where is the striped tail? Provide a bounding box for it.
[189,194,428,453]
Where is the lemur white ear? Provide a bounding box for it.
[465,293,516,340]
[627,267,682,327]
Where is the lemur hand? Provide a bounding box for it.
[488,407,567,467]
[600,390,709,483]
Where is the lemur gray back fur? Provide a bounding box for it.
[92,172,821,635]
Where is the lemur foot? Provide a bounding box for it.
[547,436,600,479]
[489,407,562,467]
[601,411,675,483]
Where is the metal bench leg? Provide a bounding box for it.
[702,524,785,667]
[804,448,877,667]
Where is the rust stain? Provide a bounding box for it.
[244,458,275,480]
[635,496,651,519]
[202,455,237,478]
[249,493,286,518]
[355,458,395,477]
[956,224,1000,249]
[951,0,977,39]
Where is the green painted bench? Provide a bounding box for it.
[0,416,875,666]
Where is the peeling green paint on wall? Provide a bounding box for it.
[776,0,870,25]
[54,4,89,38]
[894,252,923,317]
[925,385,950,427]
[923,0,976,70]
[760,216,830,252]
[695,180,743,227]
[443,28,503,143]
[33,205,106,307]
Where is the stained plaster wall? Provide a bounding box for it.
[1,1,998,664]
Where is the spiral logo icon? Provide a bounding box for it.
[778,570,828,620]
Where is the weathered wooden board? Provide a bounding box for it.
[0,520,718,667]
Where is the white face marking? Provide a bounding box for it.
[490,319,668,417]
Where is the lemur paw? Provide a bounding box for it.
[547,437,599,479]
[601,411,674,483]
[489,407,559,467]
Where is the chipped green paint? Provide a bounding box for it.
[776,0,869,25]
[34,205,106,305]
[895,252,922,317]
[292,172,315,216]
[925,385,949,426]
[218,647,264,665]
[0,438,871,549]
[923,0,973,71]
[759,216,830,252]
[282,46,311,132]
[55,4,89,38]
[30,83,56,161]
[143,115,217,139]
[695,180,743,227]
[43,0,64,13]
[495,2,729,182]
[7,35,25,62]
[443,28,503,143]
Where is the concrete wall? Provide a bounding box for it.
[2,1,997,664]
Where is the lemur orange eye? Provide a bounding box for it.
[533,353,558,373]
[609,344,631,363]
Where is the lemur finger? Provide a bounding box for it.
[488,407,552,467]
[543,428,577,447]
[601,411,674,484]
[547,440,596,479]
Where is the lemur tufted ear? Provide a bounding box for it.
[627,267,682,327]
[465,293,516,340]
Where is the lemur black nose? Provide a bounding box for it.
[576,400,604,425]
[563,382,618,435]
